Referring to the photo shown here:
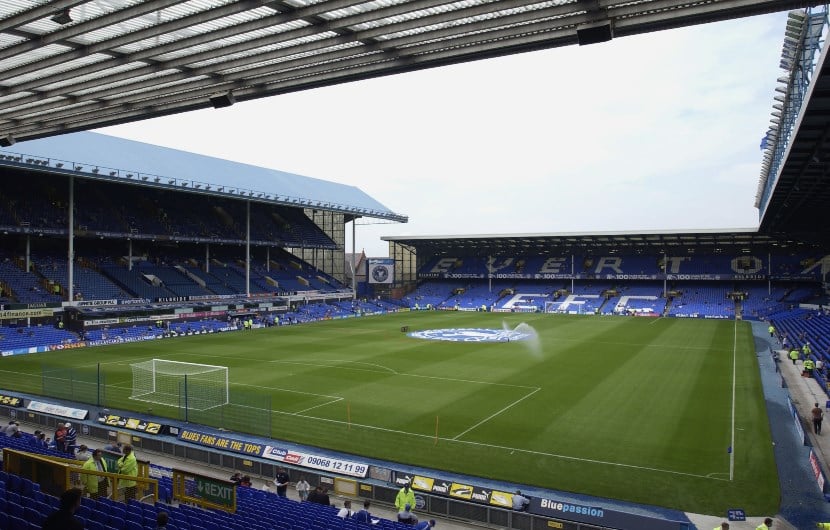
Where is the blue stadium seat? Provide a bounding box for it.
[24,507,45,526]
[8,514,28,530]
[7,500,24,518]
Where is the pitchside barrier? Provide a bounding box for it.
[2,448,159,502]
[1,407,690,530]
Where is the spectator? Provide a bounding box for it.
[395,483,416,513]
[813,403,824,435]
[117,444,138,502]
[2,420,19,437]
[307,485,330,505]
[54,423,68,452]
[415,520,436,530]
[103,441,122,454]
[42,488,84,530]
[353,500,374,524]
[75,444,90,462]
[82,449,109,500]
[64,422,77,453]
[714,523,729,530]
[156,511,169,530]
[295,476,310,501]
[33,432,48,449]
[262,481,275,494]
[274,467,290,498]
[229,472,242,485]
[240,475,252,487]
[397,503,417,525]
[337,500,354,518]
[512,490,530,511]
[756,518,774,529]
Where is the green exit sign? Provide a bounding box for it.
[196,476,235,508]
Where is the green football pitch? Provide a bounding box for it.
[0,312,778,515]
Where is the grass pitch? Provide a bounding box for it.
[0,312,777,514]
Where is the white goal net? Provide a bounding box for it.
[130,359,229,411]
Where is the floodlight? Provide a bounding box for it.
[50,8,72,25]
[0,135,15,147]
[209,92,235,109]
[141,176,148,181]
[194,184,201,189]
[26,158,33,163]
[154,177,160,182]
[205,185,211,190]
[218,187,224,192]
[92,168,99,173]
[126,173,133,178]
[109,171,117,176]
[168,179,175,184]
[181,182,188,186]
[56,163,63,168]
[75,165,83,171]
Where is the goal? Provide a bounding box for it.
[544,301,563,313]
[129,359,229,411]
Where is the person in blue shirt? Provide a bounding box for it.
[353,500,374,523]
[414,520,436,529]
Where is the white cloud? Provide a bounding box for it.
[101,12,788,256]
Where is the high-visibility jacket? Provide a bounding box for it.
[117,452,138,488]
[395,487,416,512]
[82,457,107,494]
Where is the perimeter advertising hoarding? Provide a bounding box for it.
[0,393,23,407]
[177,428,369,478]
[529,497,687,530]
[98,414,164,435]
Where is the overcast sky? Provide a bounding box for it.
[100,11,787,257]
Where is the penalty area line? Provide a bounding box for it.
[453,388,541,440]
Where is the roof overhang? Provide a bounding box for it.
[0,0,822,143]
[383,229,825,254]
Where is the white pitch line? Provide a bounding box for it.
[174,351,537,390]
[729,319,737,481]
[31,371,721,481]
[453,388,541,440]
[266,358,398,374]
[232,381,341,400]
[648,317,664,325]
[295,397,344,414]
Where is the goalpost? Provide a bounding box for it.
[544,301,563,314]
[129,359,229,411]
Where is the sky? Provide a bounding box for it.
[100,10,788,257]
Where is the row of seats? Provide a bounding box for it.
[0,451,419,530]
[0,174,337,248]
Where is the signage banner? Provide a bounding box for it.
[810,450,826,493]
[367,258,394,284]
[262,446,369,478]
[178,429,266,457]
[98,414,164,435]
[27,400,88,420]
[0,308,55,320]
[0,392,24,407]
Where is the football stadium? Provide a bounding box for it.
[1,2,830,530]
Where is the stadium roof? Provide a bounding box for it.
[0,0,821,144]
[0,131,406,221]
[382,229,828,254]
[759,33,830,244]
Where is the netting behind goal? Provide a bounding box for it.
[130,359,228,411]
